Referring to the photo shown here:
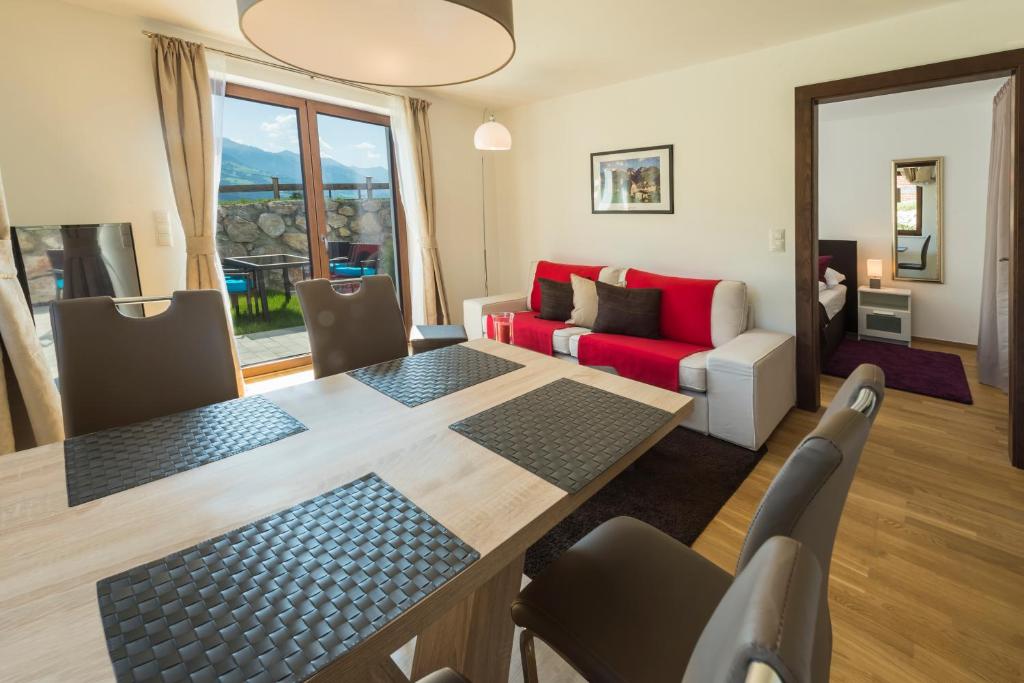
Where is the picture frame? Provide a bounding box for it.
[591,144,674,214]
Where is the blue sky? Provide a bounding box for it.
[222,97,389,169]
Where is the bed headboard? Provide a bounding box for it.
[819,239,858,333]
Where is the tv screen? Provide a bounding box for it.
[11,223,143,378]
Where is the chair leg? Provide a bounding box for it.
[520,628,540,683]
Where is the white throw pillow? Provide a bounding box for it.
[824,267,846,288]
[567,273,610,328]
[818,281,827,293]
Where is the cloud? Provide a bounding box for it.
[353,141,376,150]
[366,151,382,161]
[255,114,299,153]
[260,114,295,138]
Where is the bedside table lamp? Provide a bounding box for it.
[867,259,883,289]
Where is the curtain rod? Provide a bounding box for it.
[141,30,398,99]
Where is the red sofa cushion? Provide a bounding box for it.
[625,269,720,347]
[486,311,567,355]
[577,333,709,392]
[530,260,604,311]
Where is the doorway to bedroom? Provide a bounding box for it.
[816,78,1008,409]
[793,50,1024,469]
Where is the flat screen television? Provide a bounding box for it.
[11,223,144,378]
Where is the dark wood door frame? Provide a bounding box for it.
[794,49,1024,468]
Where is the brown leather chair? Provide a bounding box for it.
[295,275,408,379]
[683,536,821,683]
[51,290,240,437]
[512,364,885,683]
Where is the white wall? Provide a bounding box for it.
[0,0,486,323]
[491,0,1024,335]
[819,81,1001,344]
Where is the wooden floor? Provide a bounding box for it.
[254,341,1024,682]
[697,340,1023,683]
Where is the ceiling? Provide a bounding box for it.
[64,0,961,107]
[819,77,1009,121]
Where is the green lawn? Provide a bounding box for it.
[231,291,305,336]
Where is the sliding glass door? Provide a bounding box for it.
[216,85,406,375]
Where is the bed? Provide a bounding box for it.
[819,239,858,364]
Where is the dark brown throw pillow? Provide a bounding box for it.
[538,277,575,321]
[592,281,661,338]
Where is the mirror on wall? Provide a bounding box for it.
[892,157,943,282]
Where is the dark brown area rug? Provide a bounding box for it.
[525,427,766,578]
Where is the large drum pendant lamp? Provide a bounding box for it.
[237,0,515,87]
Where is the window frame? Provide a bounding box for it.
[221,83,411,378]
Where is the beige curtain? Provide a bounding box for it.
[391,96,450,324]
[0,169,64,453]
[978,77,1014,391]
[152,36,243,394]
[151,36,223,290]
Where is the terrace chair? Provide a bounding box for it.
[330,242,380,278]
[46,249,65,300]
[295,275,408,379]
[50,290,240,437]
[512,364,885,683]
[222,266,259,318]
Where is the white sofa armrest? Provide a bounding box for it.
[706,330,795,450]
[462,292,528,339]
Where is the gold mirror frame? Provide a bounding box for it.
[892,156,943,283]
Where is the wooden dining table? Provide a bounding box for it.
[0,339,691,682]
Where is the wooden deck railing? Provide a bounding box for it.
[219,176,390,199]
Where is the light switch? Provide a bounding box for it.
[154,210,173,247]
[769,227,786,253]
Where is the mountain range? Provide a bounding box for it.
[220,138,390,187]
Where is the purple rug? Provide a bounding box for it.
[824,339,972,404]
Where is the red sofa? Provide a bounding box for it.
[464,260,796,450]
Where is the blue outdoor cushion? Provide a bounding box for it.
[225,277,249,294]
[330,264,377,277]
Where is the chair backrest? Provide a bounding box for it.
[326,241,353,261]
[350,243,380,265]
[46,248,64,271]
[735,363,885,681]
[918,234,932,268]
[51,290,240,437]
[295,275,407,379]
[683,537,822,683]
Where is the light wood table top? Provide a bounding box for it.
[0,339,691,682]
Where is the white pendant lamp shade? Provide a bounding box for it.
[474,118,512,150]
[237,0,515,87]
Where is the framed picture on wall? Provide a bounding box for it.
[591,144,674,214]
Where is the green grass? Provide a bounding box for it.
[231,291,305,335]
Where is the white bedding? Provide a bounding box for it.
[820,284,847,321]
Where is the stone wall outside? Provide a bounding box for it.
[216,197,395,289]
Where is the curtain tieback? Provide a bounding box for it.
[421,240,440,251]
[185,235,216,256]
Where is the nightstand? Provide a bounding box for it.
[858,286,912,345]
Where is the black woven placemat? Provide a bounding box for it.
[349,345,523,407]
[450,378,674,493]
[97,473,478,683]
[65,396,307,507]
